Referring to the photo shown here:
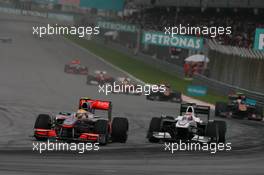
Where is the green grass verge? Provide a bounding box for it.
[66,35,227,104]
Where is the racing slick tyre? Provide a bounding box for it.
[64,65,69,73]
[214,120,227,143]
[34,114,52,141]
[215,102,228,117]
[205,121,218,142]
[34,114,52,129]
[256,106,264,120]
[171,92,182,103]
[146,94,155,100]
[153,95,160,101]
[146,95,151,100]
[147,117,161,143]
[112,117,129,143]
[94,120,109,145]
[86,75,96,85]
[205,121,226,143]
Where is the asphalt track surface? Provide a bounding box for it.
[0,14,264,175]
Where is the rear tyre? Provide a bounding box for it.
[205,121,226,143]
[112,117,129,143]
[154,95,160,101]
[86,75,96,85]
[34,114,52,141]
[215,102,227,116]
[214,120,226,143]
[171,92,182,103]
[107,78,115,86]
[256,106,264,120]
[147,117,161,143]
[205,121,218,142]
[146,94,153,100]
[64,65,69,73]
[94,120,109,145]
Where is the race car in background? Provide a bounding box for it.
[34,98,129,145]
[146,84,182,103]
[147,103,226,143]
[86,70,115,86]
[112,77,142,96]
[215,93,263,121]
[64,59,88,75]
[0,37,12,43]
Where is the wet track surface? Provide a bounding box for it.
[0,14,264,174]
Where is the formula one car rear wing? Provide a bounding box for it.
[180,103,210,121]
[79,97,112,120]
[70,59,81,65]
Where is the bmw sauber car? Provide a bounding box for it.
[146,84,182,103]
[86,70,115,86]
[147,103,226,143]
[64,59,88,75]
[34,98,129,145]
[215,93,263,121]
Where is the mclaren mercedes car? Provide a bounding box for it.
[64,59,88,75]
[34,98,129,145]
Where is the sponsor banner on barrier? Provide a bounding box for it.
[245,98,257,106]
[97,21,138,33]
[22,10,47,18]
[254,28,264,51]
[80,0,125,11]
[48,13,74,22]
[33,0,58,4]
[59,0,80,5]
[0,6,20,15]
[142,31,203,50]
[0,6,47,17]
[187,86,207,96]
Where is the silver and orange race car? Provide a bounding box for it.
[33,98,129,145]
[64,59,88,75]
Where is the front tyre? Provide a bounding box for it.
[112,117,129,143]
[214,120,226,143]
[94,120,109,145]
[147,117,161,143]
[215,102,228,117]
[34,114,52,141]
[205,120,226,143]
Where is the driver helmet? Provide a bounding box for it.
[123,77,130,84]
[240,95,246,100]
[76,109,87,119]
[81,102,92,113]
[185,106,194,120]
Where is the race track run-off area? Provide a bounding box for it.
[0,14,264,175]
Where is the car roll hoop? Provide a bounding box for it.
[180,103,210,121]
